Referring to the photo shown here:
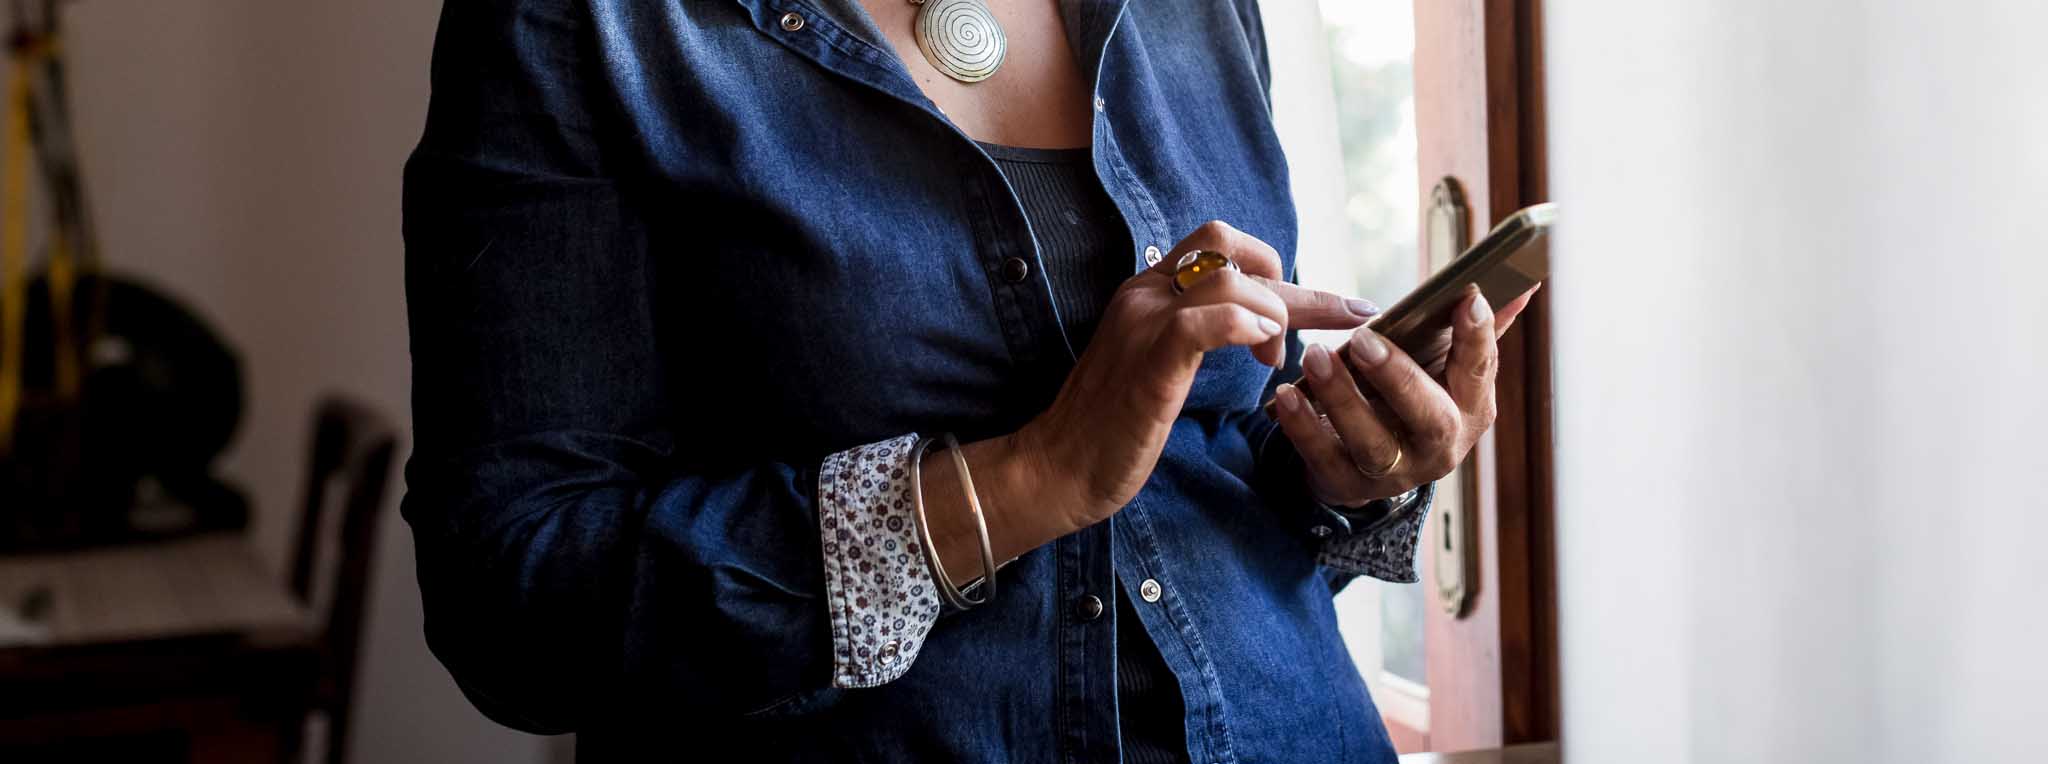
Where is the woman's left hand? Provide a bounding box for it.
[1271,284,1537,507]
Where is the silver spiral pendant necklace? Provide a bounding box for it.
[909,0,1007,83]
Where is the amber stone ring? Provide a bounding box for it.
[1170,249,1238,294]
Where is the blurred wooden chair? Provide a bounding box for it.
[286,397,396,764]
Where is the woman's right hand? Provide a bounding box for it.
[925,222,1375,578]
[1019,222,1375,529]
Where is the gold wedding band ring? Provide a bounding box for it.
[1170,250,1238,294]
[1357,446,1402,480]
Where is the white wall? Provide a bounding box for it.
[58,3,550,763]
[1548,1,2048,761]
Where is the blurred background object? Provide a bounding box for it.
[1,271,250,548]
[0,0,553,762]
[0,0,249,548]
[3,385,398,764]
[285,397,397,764]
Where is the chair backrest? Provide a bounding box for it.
[288,396,396,764]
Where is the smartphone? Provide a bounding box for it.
[1265,202,1554,417]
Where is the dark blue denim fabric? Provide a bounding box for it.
[401,0,1399,760]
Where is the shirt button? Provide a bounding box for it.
[778,12,805,31]
[875,638,902,667]
[1143,245,1164,266]
[1093,96,1107,112]
[1311,525,1333,538]
[1074,594,1105,622]
[1139,578,1163,603]
[1000,257,1030,283]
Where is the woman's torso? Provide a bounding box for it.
[976,140,1185,763]
[423,0,1394,760]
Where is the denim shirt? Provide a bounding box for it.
[400,0,1425,761]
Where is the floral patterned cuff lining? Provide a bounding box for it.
[818,433,943,689]
[1315,485,1435,584]
[818,433,1434,688]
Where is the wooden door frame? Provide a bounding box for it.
[1393,0,1557,752]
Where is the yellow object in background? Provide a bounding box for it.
[0,35,80,453]
[0,45,33,452]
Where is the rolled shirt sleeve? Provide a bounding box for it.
[1311,485,1435,584]
[817,434,943,688]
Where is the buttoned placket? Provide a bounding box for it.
[1112,495,1239,764]
[749,2,1236,760]
[1072,13,1238,763]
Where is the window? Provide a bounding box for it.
[1259,0,1429,733]
[1262,0,1559,753]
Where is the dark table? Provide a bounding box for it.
[0,533,318,762]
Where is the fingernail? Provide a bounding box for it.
[1258,316,1282,335]
[1302,344,1331,380]
[1276,384,1302,414]
[1345,297,1380,317]
[1468,287,1493,324]
[1351,332,1389,366]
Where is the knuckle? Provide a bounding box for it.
[1349,440,1389,471]
[1311,288,1343,312]
[1241,228,1274,253]
[1318,387,1362,415]
[1388,370,1427,401]
[1405,424,1455,461]
[1278,407,1314,434]
[1219,306,1253,335]
[1424,453,1459,481]
[1466,348,1496,379]
[1184,221,1235,251]
[1242,239,1281,270]
[1212,227,1261,253]
[1429,410,1463,445]
[1406,444,1456,480]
